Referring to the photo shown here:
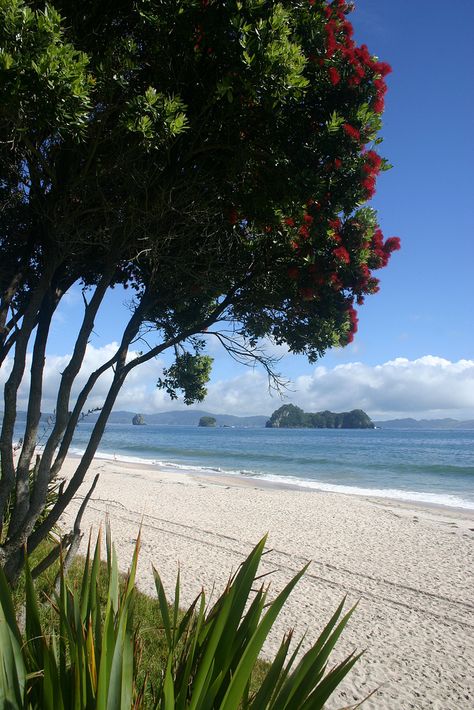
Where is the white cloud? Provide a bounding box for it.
[0,343,166,415]
[1,348,474,420]
[288,356,474,419]
[200,356,474,419]
[183,355,474,419]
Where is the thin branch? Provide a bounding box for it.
[209,331,288,394]
[53,473,100,589]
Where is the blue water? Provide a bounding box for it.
[65,424,474,510]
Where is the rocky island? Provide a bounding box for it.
[198,416,216,427]
[266,404,374,429]
[132,413,146,425]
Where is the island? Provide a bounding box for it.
[132,413,146,425]
[198,416,217,427]
[266,404,374,429]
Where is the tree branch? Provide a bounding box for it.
[209,331,287,394]
[8,288,59,539]
[0,264,57,528]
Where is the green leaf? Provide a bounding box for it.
[163,657,175,710]
[250,632,293,707]
[153,566,172,647]
[0,51,14,69]
[0,598,26,707]
[220,560,309,710]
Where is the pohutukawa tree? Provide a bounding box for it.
[0,0,400,582]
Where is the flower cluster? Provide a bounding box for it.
[328,66,340,85]
[360,149,383,198]
[343,123,360,141]
[345,305,359,343]
[319,0,392,116]
[369,228,401,267]
[281,200,399,346]
[333,245,350,264]
[220,1,398,349]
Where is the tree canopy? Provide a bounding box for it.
[0,0,399,581]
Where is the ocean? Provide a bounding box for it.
[63,423,474,510]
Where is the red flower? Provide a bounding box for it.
[375,61,392,77]
[328,66,340,86]
[333,246,350,264]
[368,277,380,293]
[300,287,315,301]
[298,224,310,239]
[228,207,238,224]
[364,150,382,172]
[343,123,360,141]
[329,217,341,230]
[342,19,354,38]
[356,295,365,305]
[356,44,372,66]
[373,96,385,113]
[371,229,387,264]
[348,75,361,87]
[325,24,337,58]
[284,217,295,227]
[330,273,343,290]
[303,213,314,225]
[374,78,387,94]
[347,305,359,332]
[383,236,401,253]
[334,158,342,169]
[361,175,376,197]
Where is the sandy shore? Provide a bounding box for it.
[59,456,474,709]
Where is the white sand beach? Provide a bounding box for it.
[59,456,474,709]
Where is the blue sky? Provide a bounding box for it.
[11,0,474,419]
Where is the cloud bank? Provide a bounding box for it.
[1,347,473,420]
[200,356,474,419]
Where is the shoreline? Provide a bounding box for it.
[59,454,474,709]
[68,449,474,517]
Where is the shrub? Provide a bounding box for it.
[0,527,361,708]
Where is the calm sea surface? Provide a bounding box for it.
[65,424,474,510]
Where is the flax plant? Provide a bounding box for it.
[0,527,361,709]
